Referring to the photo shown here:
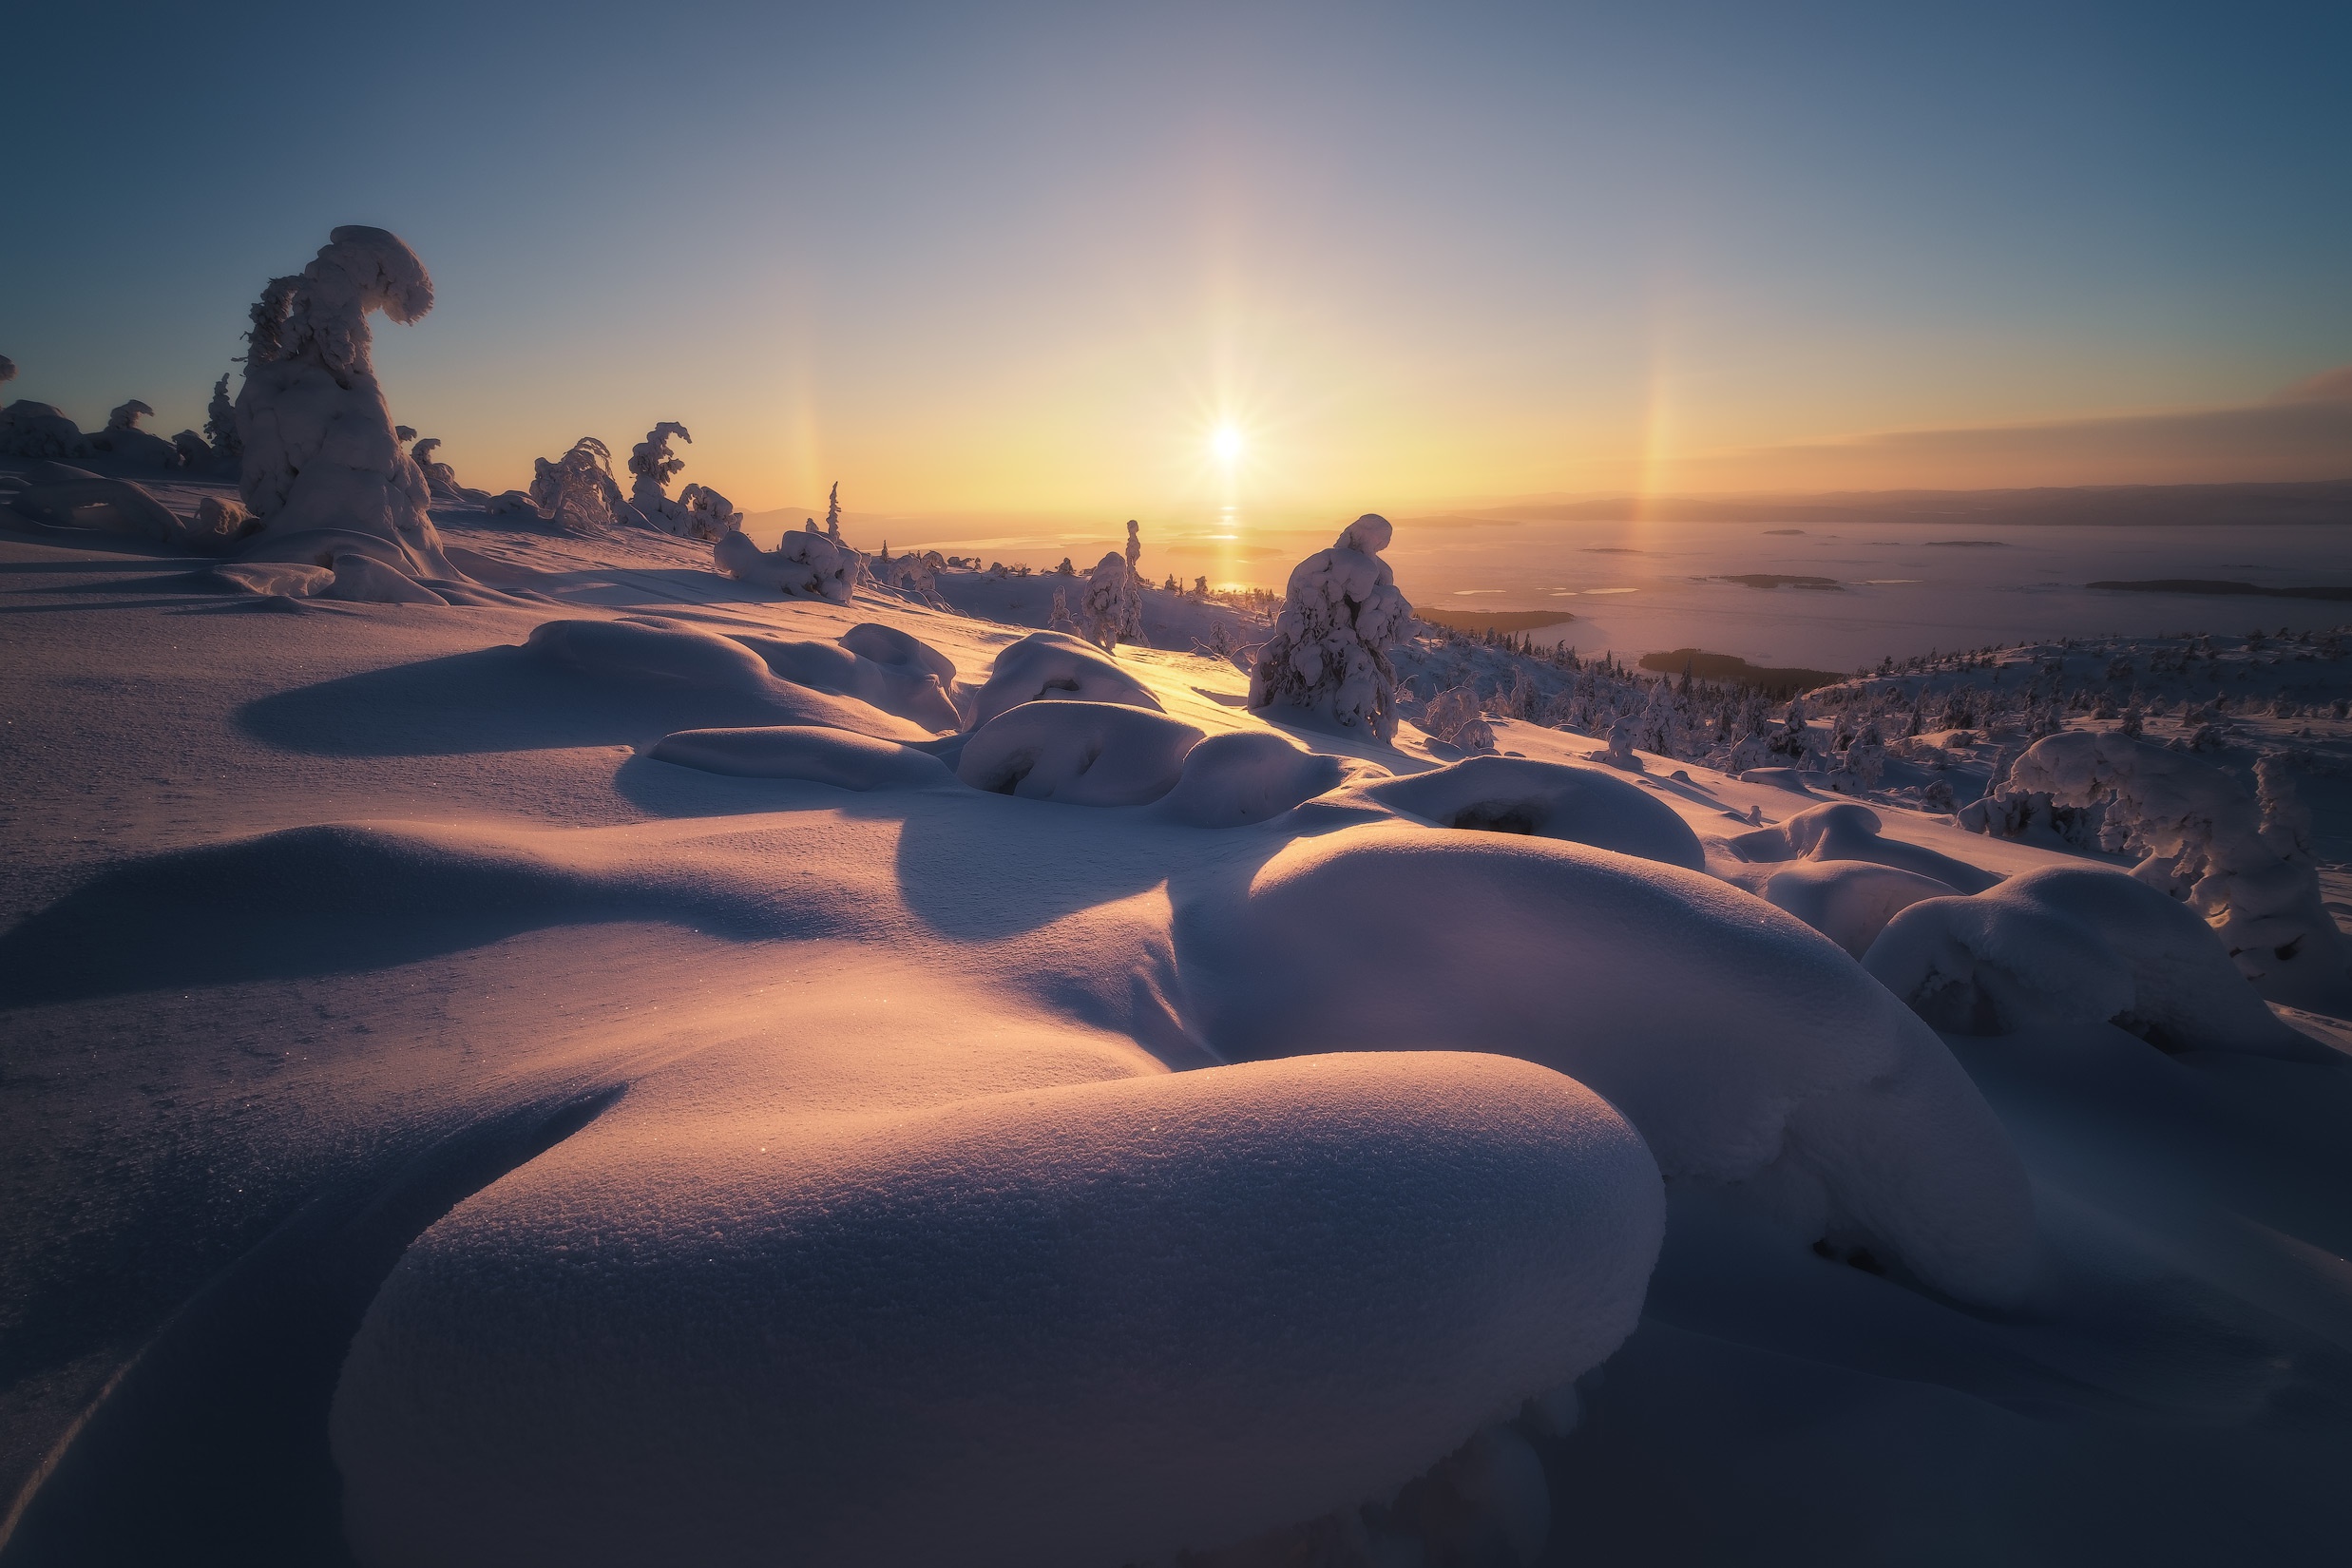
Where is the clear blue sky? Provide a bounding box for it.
[4,0,2346,516]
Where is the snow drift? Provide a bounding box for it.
[956,699,1206,806]
[1363,755,1707,870]
[331,1052,1663,1568]
[969,631,1162,727]
[1863,864,2323,1055]
[1176,823,2037,1306]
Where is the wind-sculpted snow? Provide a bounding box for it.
[1764,860,1959,958]
[714,524,855,602]
[1864,865,2323,1056]
[522,617,935,741]
[234,227,450,581]
[1157,731,1349,827]
[649,726,955,790]
[1176,824,2036,1306]
[1985,729,2352,1004]
[957,698,1206,806]
[1732,800,1999,892]
[331,1052,1663,1568]
[1363,755,1707,870]
[969,630,1162,727]
[727,631,961,732]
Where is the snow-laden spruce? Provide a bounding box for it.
[233,226,452,582]
[1250,514,1412,741]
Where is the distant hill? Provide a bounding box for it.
[1466,479,2352,528]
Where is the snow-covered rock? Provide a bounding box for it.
[331,1052,1662,1568]
[956,699,1205,806]
[968,631,1161,728]
[714,524,856,603]
[1864,864,2323,1055]
[1176,824,2037,1307]
[1763,860,1958,958]
[1362,756,1706,870]
[1157,732,1349,828]
[1731,801,1999,892]
[1249,515,1412,741]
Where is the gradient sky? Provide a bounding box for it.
[5,0,2347,523]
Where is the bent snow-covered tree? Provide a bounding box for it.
[1249,514,1413,741]
[235,226,449,577]
[626,422,733,538]
[531,437,631,532]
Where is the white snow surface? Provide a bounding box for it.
[957,698,1207,806]
[331,1051,1663,1568]
[4,490,2352,1567]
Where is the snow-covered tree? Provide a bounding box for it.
[86,399,179,468]
[204,373,239,461]
[530,437,629,531]
[1248,514,1412,741]
[715,521,856,603]
[1081,551,1141,651]
[627,422,691,505]
[825,482,842,543]
[1124,518,1141,576]
[234,225,448,576]
[1048,586,1077,632]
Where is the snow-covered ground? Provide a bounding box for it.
[8,235,2352,1562]
[6,470,2352,1565]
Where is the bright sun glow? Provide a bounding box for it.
[1211,425,1243,462]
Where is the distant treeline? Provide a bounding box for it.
[2088,578,2352,601]
[1636,647,1845,694]
[1415,608,1577,635]
[1457,479,2352,529]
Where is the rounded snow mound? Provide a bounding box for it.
[1363,755,1706,870]
[331,1052,1663,1568]
[957,698,1205,806]
[969,630,1162,727]
[1176,823,2036,1306]
[648,727,954,791]
[1157,730,1348,827]
[1731,801,1998,892]
[522,616,934,741]
[1765,860,1959,958]
[1864,865,2322,1056]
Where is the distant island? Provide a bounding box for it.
[1763,527,1805,534]
[2087,578,2352,601]
[1415,608,1577,635]
[1635,648,1845,692]
[1716,574,1843,590]
[1924,540,2006,547]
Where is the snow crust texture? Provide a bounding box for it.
[1177,824,2037,1306]
[648,726,954,790]
[332,1052,1663,1568]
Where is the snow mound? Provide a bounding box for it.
[1731,800,1998,892]
[1864,865,2321,1055]
[969,630,1162,728]
[839,621,958,687]
[1157,731,1348,828]
[725,632,960,732]
[648,727,954,791]
[331,1053,1662,1568]
[1363,756,1706,870]
[1176,824,2036,1305]
[956,699,1205,806]
[715,524,855,602]
[1249,514,1412,741]
[8,476,184,540]
[522,617,933,741]
[1764,860,1959,958]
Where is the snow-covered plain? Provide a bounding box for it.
[7,263,2352,1561]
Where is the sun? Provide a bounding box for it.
[1211,424,1243,462]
